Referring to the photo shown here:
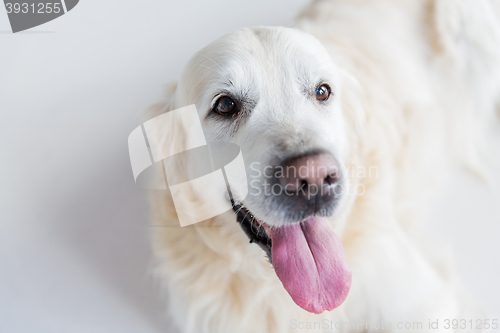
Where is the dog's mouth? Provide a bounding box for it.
[232,200,273,263]
[231,200,352,314]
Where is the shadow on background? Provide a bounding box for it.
[50,143,179,333]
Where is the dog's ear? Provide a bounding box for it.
[141,81,178,122]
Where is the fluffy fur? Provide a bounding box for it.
[146,0,500,332]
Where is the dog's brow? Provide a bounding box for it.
[200,54,226,73]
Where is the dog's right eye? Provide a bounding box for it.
[214,96,237,116]
[315,84,331,102]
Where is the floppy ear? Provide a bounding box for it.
[141,81,178,122]
[137,80,178,191]
[141,81,182,226]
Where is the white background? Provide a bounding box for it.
[0,1,499,332]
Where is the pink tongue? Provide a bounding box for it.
[270,216,351,314]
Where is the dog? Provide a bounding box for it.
[145,0,500,332]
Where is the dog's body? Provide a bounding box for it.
[148,1,500,332]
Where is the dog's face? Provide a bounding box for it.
[172,27,353,314]
[176,27,350,227]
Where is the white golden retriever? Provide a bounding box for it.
[146,0,500,332]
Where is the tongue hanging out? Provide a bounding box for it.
[269,216,351,314]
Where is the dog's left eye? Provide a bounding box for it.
[315,84,331,101]
[214,96,237,115]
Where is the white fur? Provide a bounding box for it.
[147,1,500,332]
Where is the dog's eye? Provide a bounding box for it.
[315,84,331,101]
[215,96,237,115]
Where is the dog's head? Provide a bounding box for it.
[166,27,357,314]
[176,27,351,224]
